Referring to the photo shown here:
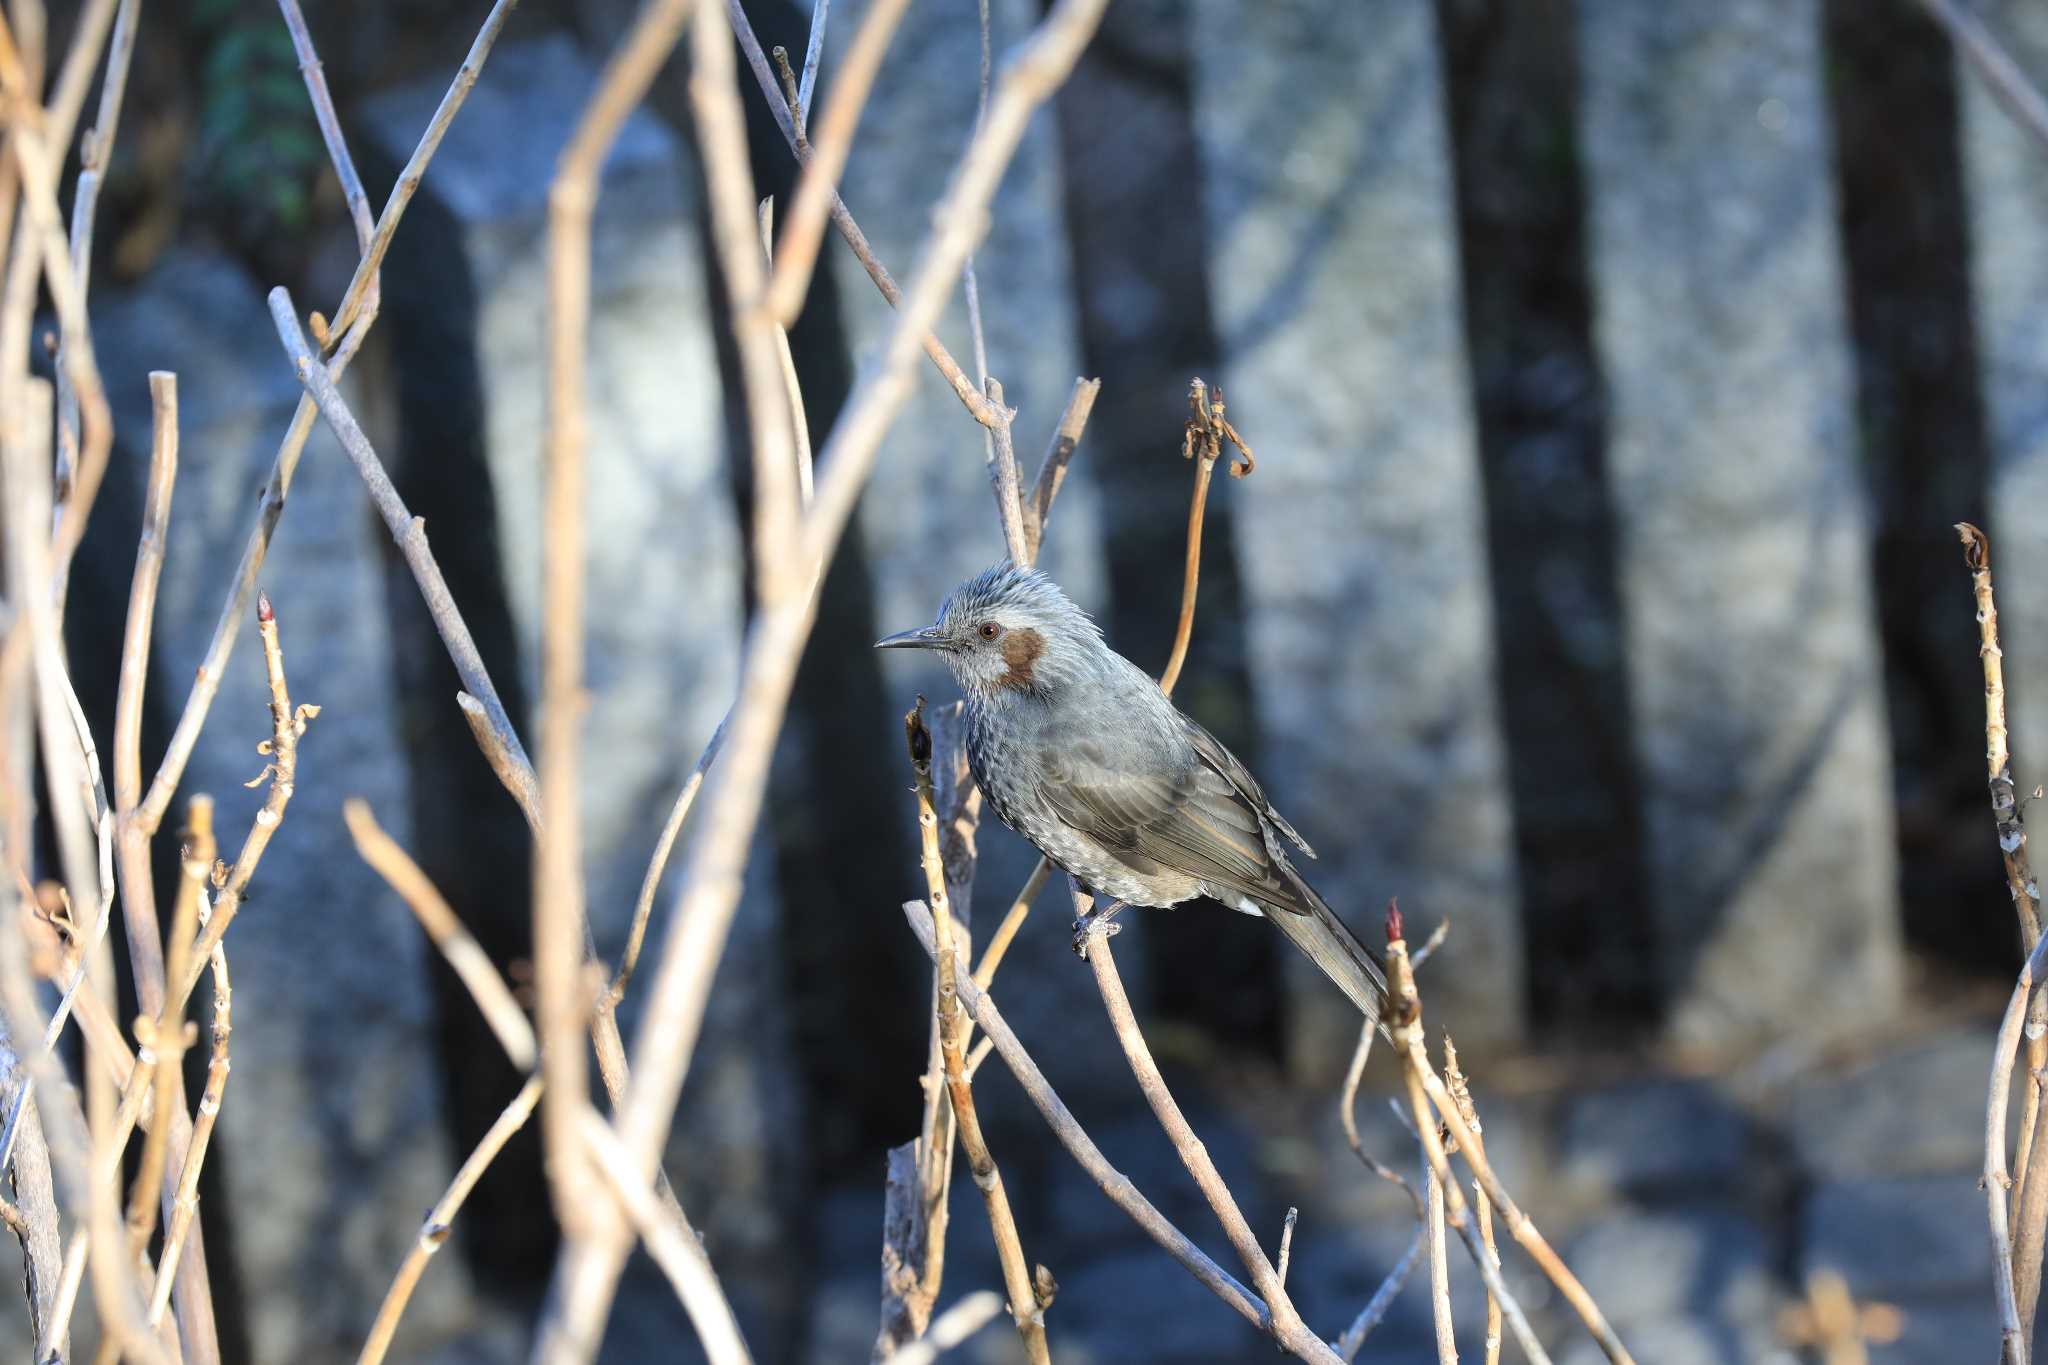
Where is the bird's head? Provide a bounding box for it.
[874,561,1104,702]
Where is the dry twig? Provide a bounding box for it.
[903,899,1270,1330]
[1991,934,2048,1365]
[357,1076,542,1365]
[1960,522,2048,1337]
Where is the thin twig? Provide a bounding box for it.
[1920,0,2048,164]
[1023,377,1100,560]
[1337,1228,1425,1362]
[538,0,702,1251]
[878,1290,1004,1365]
[147,939,231,1328]
[796,0,828,121]
[1161,378,1252,696]
[1990,935,2048,1365]
[908,702,1050,1362]
[972,857,1047,990]
[758,0,915,329]
[0,1029,62,1353]
[1384,914,1575,1365]
[732,0,1001,430]
[759,200,814,506]
[278,0,377,268]
[343,800,536,1069]
[268,289,532,807]
[604,718,726,1016]
[357,1076,543,1365]
[138,0,519,838]
[1445,1041,1500,1365]
[1425,1156,1456,1365]
[573,1107,753,1365]
[1960,522,2048,1332]
[903,899,1269,1331]
[1080,911,1337,1363]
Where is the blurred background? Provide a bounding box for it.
[26,0,2047,1359]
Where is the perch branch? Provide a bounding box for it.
[904,899,1268,1329]
[907,702,1049,1361]
[1078,910,1336,1362]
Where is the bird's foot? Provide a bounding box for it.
[1072,901,1127,958]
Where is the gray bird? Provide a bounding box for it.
[876,561,1386,1027]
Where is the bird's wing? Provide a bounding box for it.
[1182,717,1315,859]
[1035,731,1312,915]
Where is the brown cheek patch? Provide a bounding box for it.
[998,628,1045,690]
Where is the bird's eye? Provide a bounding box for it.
[977,621,1003,641]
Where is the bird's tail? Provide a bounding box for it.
[1266,886,1388,1031]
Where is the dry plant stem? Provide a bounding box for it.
[279,0,376,256]
[1079,915,1336,1363]
[53,0,134,529]
[1023,377,1100,560]
[343,800,536,1069]
[1990,934,2048,1365]
[123,799,214,1266]
[356,1075,544,1365]
[687,0,800,604]
[981,377,1029,566]
[1446,1043,1501,1365]
[0,1029,62,1352]
[902,900,1268,1331]
[267,291,532,801]
[1959,523,2048,1329]
[797,0,828,115]
[546,3,1114,1356]
[1920,0,2048,162]
[1425,1158,1455,1364]
[137,0,518,838]
[1383,934,1572,1365]
[537,0,699,1246]
[909,707,1049,1362]
[458,691,540,832]
[162,596,305,1053]
[574,1107,753,1365]
[972,856,1048,990]
[758,201,814,505]
[880,1291,1004,1365]
[1161,378,1251,697]
[148,943,230,1328]
[761,0,914,327]
[1337,1227,1425,1362]
[729,0,1000,428]
[607,718,726,1014]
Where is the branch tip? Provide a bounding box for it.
[1386,897,1404,945]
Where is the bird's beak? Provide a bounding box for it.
[874,625,945,651]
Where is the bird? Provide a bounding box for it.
[875,560,1386,1028]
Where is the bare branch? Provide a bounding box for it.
[1991,935,2048,1365]
[1022,376,1100,561]
[147,941,231,1329]
[907,702,1049,1361]
[796,0,829,119]
[343,800,537,1069]
[1336,1228,1425,1362]
[139,0,519,837]
[758,0,914,328]
[1161,378,1252,696]
[1920,0,2048,163]
[878,1290,1004,1365]
[358,1076,543,1365]
[1079,911,1336,1362]
[904,899,1268,1331]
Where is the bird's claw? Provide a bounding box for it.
[1071,906,1123,958]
